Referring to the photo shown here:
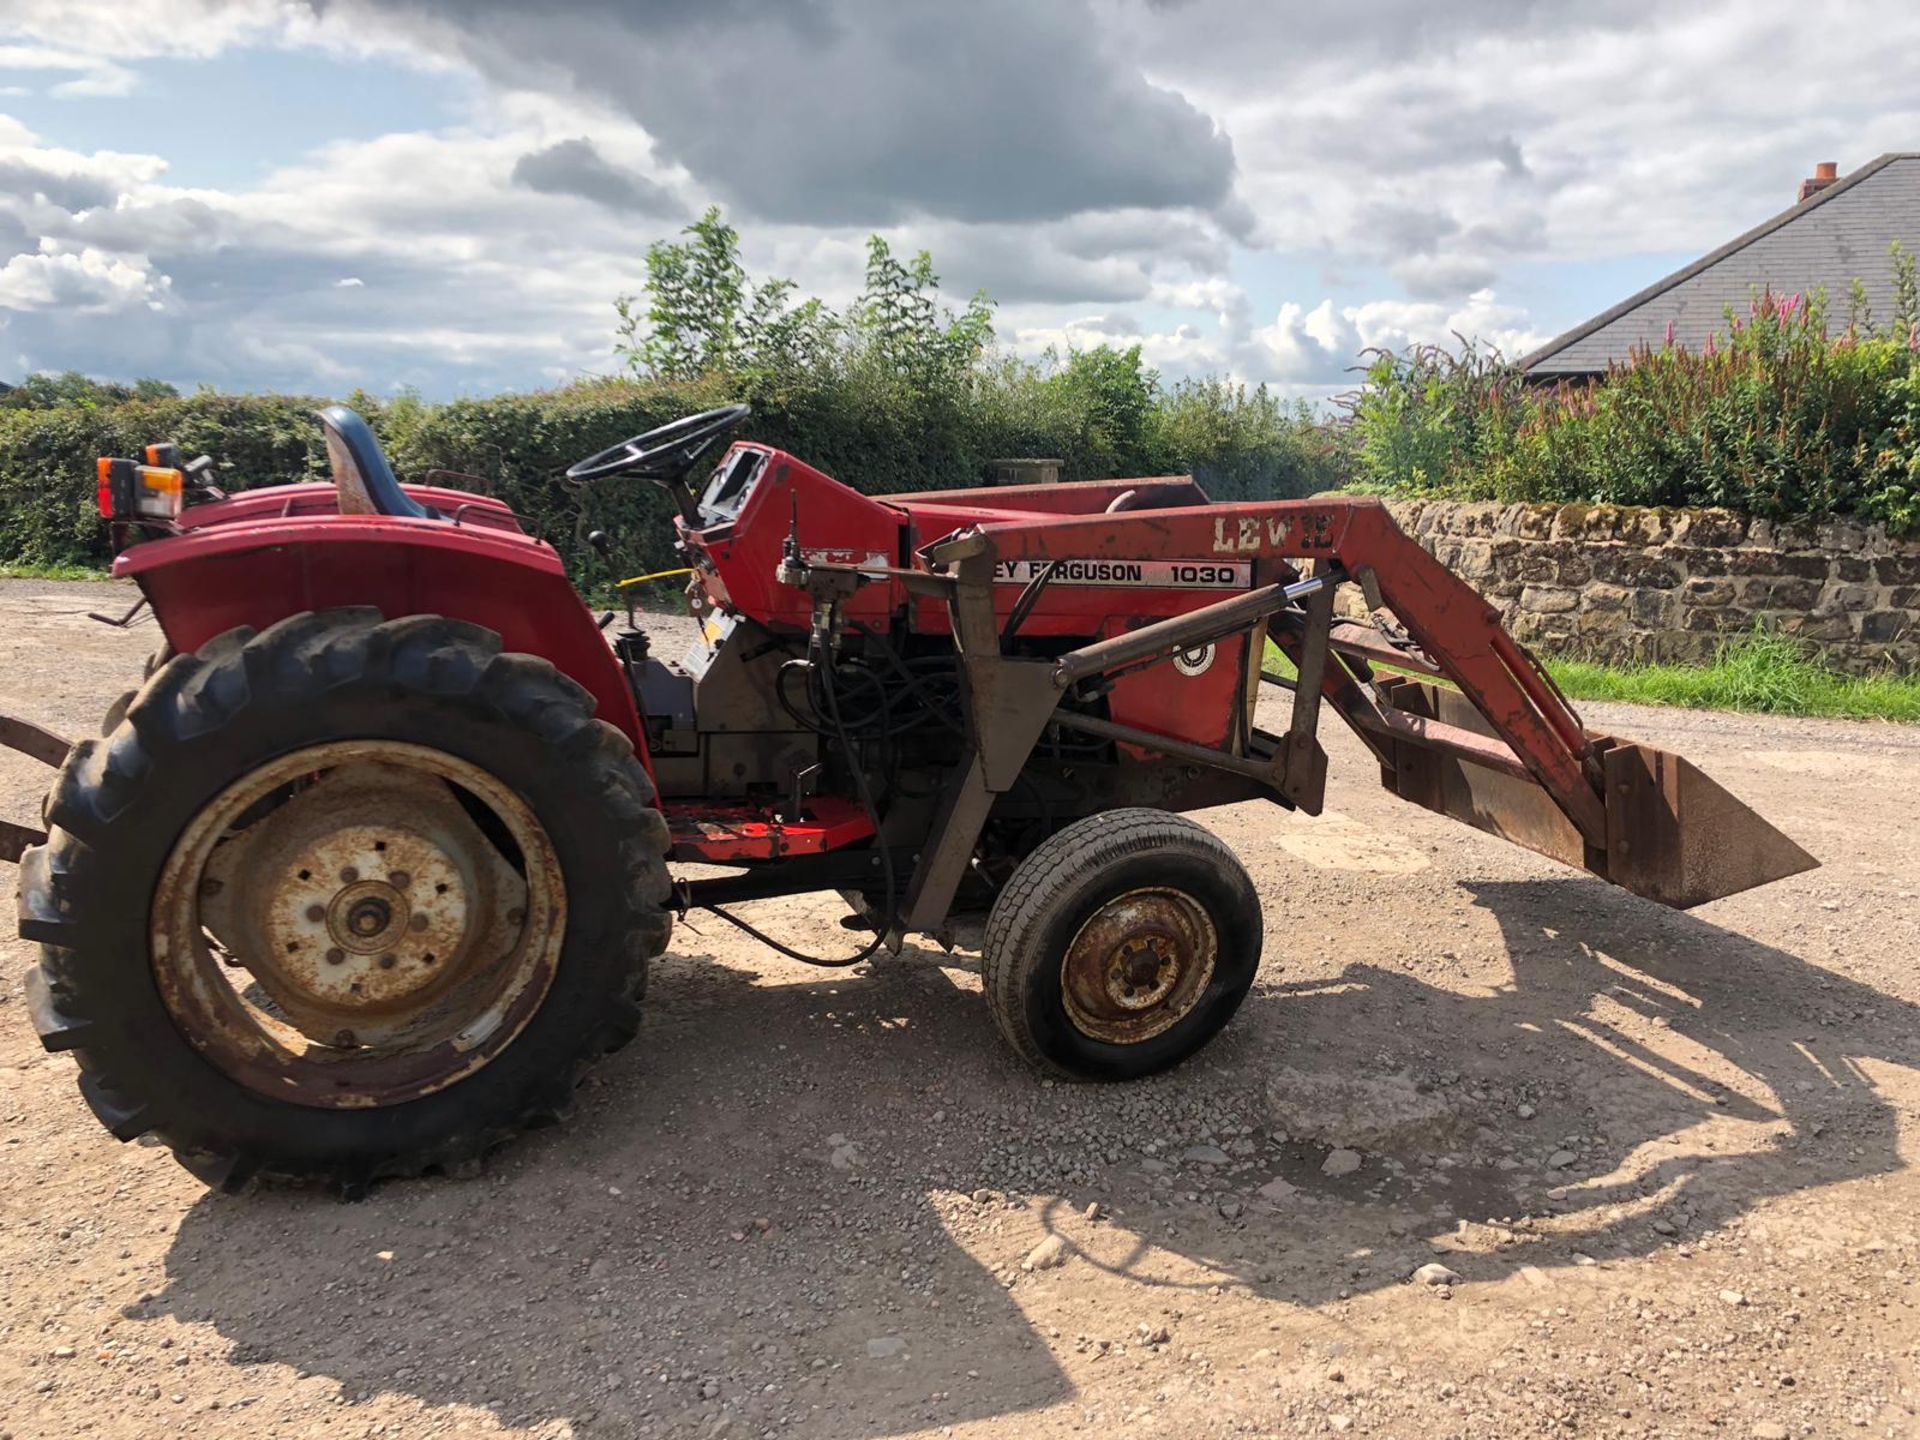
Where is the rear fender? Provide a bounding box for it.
[116,516,649,768]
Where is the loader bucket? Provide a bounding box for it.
[1597,741,1819,908]
[1368,679,1816,908]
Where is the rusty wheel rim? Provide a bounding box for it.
[1059,886,1217,1045]
[151,741,565,1108]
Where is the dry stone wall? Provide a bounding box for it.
[1378,500,1919,675]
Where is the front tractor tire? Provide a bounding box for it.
[17,609,672,1194]
[981,809,1262,1081]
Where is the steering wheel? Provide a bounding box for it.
[564,403,752,486]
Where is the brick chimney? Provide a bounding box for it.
[1798,160,1840,203]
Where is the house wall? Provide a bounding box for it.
[1371,500,1919,675]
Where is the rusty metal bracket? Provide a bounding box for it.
[898,547,1065,934]
[0,712,71,864]
[0,714,73,769]
[1278,572,1333,810]
[87,594,150,630]
[0,819,46,864]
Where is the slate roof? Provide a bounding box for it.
[1519,153,1920,378]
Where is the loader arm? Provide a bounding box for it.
[897,496,1814,933]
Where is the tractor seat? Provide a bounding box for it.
[315,405,440,520]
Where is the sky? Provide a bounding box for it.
[0,0,1918,401]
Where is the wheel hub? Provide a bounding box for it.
[1060,887,1217,1045]
[230,810,479,1021]
[157,744,564,1108]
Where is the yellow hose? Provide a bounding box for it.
[616,567,694,589]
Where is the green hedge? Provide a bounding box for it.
[0,393,333,574]
[0,364,1340,588]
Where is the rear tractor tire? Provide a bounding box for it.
[17,609,673,1194]
[980,808,1262,1080]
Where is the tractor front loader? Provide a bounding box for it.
[0,405,1816,1193]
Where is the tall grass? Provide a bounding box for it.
[1264,627,1920,722]
[1547,629,1920,722]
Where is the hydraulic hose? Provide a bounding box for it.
[698,623,898,968]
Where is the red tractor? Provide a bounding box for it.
[1,405,1815,1193]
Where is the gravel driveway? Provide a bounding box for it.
[2,577,1917,1439]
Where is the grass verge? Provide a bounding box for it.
[0,562,113,581]
[1546,630,1919,723]
[1267,628,1919,723]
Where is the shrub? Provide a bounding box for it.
[1347,289,1920,533]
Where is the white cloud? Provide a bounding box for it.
[0,246,169,312]
[0,42,137,98]
[2,0,1916,396]
[1240,290,1545,390]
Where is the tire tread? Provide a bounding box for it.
[981,808,1256,1079]
[17,608,672,1193]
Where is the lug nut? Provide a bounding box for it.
[409,913,429,932]
[388,871,412,889]
[378,954,396,970]
[325,947,346,965]
[332,1029,356,1048]
[339,866,359,883]
[306,904,326,922]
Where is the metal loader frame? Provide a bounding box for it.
[893,496,1815,938]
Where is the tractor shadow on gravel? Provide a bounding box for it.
[1054,874,1918,1305]
[140,880,1916,1435]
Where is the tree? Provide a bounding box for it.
[1044,344,1160,475]
[1893,240,1918,339]
[848,236,994,390]
[0,371,179,409]
[616,207,748,380]
[617,207,840,387]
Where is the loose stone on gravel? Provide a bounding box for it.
[1322,1148,1363,1177]
[1182,1144,1230,1165]
[1022,1234,1070,1271]
[826,1133,863,1170]
[1411,1263,1461,1287]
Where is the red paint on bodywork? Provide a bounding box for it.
[117,500,648,772]
[175,482,524,533]
[677,450,899,631]
[679,446,1261,742]
[662,796,874,861]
